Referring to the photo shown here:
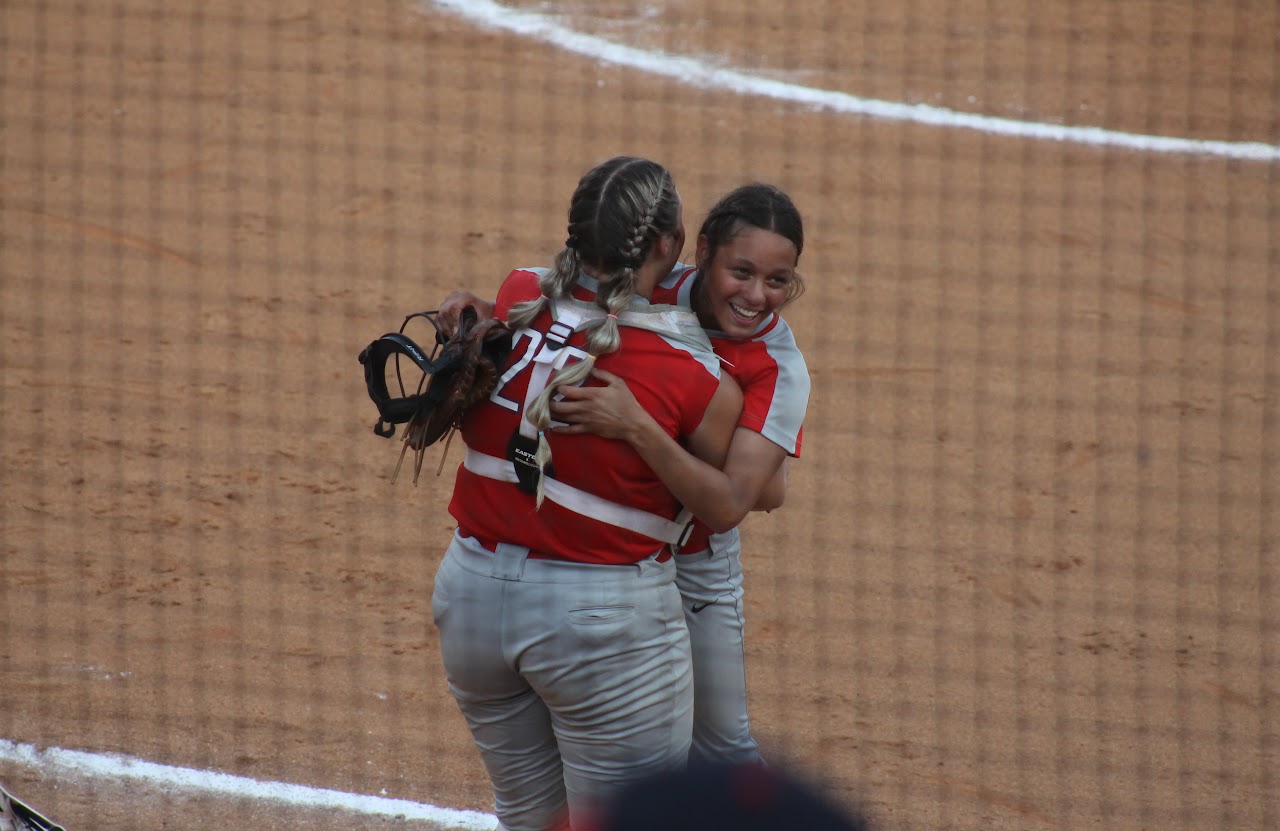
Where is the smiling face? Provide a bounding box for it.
[694,224,800,337]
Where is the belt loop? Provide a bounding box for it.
[491,541,532,580]
[634,548,669,577]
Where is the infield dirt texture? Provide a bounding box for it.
[2,2,1277,829]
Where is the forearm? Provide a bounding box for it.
[623,417,753,533]
[547,369,758,531]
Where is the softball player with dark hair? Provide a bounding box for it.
[433,156,743,831]
[551,183,810,765]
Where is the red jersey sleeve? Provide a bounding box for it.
[712,315,810,458]
[494,269,544,321]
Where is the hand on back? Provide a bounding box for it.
[549,369,645,442]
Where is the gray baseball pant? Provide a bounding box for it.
[675,527,764,765]
[432,531,694,831]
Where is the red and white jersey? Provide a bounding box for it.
[654,265,809,457]
[652,265,811,555]
[448,268,723,566]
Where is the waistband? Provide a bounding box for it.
[673,546,714,563]
[460,529,673,565]
[451,530,674,581]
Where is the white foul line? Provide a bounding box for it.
[0,739,497,830]
[425,0,1280,163]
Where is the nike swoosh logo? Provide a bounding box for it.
[689,602,713,614]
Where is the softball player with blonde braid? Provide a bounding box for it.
[432,156,743,831]
[551,184,810,765]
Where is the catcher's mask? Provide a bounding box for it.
[357,307,507,444]
[0,781,66,831]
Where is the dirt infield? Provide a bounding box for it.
[2,2,1276,829]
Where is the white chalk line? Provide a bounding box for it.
[0,739,497,830]
[426,0,1280,162]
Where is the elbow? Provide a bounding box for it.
[704,506,749,535]
[757,490,785,513]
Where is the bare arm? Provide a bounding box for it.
[754,457,789,513]
[551,368,787,533]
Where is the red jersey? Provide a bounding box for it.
[448,268,723,565]
[652,265,811,554]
